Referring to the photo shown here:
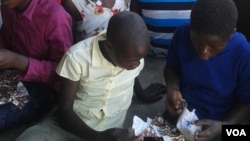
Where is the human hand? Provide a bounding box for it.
[100,128,143,141]
[141,83,166,102]
[0,48,19,69]
[0,48,28,71]
[193,119,222,141]
[165,89,184,116]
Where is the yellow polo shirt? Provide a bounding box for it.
[56,32,144,131]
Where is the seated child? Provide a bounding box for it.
[164,0,250,140]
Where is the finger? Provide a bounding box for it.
[196,137,209,141]
[148,83,158,87]
[182,99,187,107]
[175,108,183,114]
[172,91,183,102]
[134,135,143,141]
[195,135,209,141]
[154,91,165,97]
[193,119,209,126]
[128,130,142,141]
[178,99,187,109]
[152,95,163,102]
[194,130,199,141]
[157,87,167,94]
[155,83,166,88]
[172,101,183,113]
[155,84,166,90]
[151,82,164,86]
[194,130,207,141]
[128,128,135,137]
[146,94,163,102]
[175,100,183,109]
[150,83,166,89]
[166,101,181,115]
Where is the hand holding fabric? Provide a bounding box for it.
[165,89,185,116]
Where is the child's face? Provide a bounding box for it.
[191,31,227,60]
[108,42,149,70]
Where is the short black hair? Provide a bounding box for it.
[191,0,238,40]
[106,11,150,49]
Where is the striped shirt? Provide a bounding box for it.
[138,0,196,57]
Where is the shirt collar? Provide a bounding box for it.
[92,32,105,67]
[19,0,38,20]
[92,32,123,71]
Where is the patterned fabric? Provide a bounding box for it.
[142,115,185,141]
[71,0,128,41]
[137,0,196,57]
[0,70,29,109]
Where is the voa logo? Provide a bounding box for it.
[226,129,246,136]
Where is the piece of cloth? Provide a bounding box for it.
[166,23,250,120]
[0,82,57,131]
[0,0,73,91]
[71,0,128,41]
[176,107,201,141]
[137,0,196,57]
[0,69,29,109]
[56,32,144,131]
[132,115,185,141]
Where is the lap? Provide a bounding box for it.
[0,81,57,131]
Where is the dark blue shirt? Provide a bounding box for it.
[166,23,250,120]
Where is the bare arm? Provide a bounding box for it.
[0,49,28,71]
[56,77,142,141]
[164,66,180,92]
[164,66,184,115]
[56,77,101,141]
